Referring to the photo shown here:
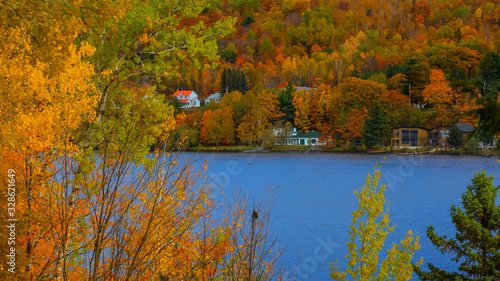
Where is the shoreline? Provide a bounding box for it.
[186,145,498,157]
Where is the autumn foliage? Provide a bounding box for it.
[2,0,499,278]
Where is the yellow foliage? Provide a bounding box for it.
[331,167,422,280]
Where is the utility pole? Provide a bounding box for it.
[409,83,411,107]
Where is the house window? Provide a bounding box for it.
[410,130,418,146]
[396,132,399,137]
[312,139,316,145]
[440,129,446,139]
[402,130,409,144]
[300,139,305,145]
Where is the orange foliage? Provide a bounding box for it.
[421,69,456,124]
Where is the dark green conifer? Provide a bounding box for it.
[447,123,463,148]
[362,104,389,148]
[414,171,500,280]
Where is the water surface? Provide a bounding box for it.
[190,152,500,280]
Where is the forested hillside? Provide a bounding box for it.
[168,0,500,147]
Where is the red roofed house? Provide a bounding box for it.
[173,90,200,108]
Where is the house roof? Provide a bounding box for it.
[457,123,474,133]
[392,127,428,131]
[205,93,222,100]
[295,131,322,138]
[178,99,189,102]
[296,87,316,91]
[173,90,195,96]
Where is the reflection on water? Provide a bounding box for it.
[186,152,500,280]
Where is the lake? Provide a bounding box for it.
[189,152,500,280]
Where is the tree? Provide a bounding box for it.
[237,91,282,145]
[421,69,456,125]
[406,61,431,105]
[362,104,390,148]
[331,167,422,280]
[477,52,500,98]
[277,81,296,124]
[292,92,311,133]
[260,38,274,56]
[0,37,100,280]
[0,0,276,279]
[220,68,250,94]
[414,171,500,280]
[222,45,238,63]
[200,107,236,145]
[447,123,463,148]
[473,98,500,153]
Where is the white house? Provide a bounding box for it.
[275,127,324,145]
[173,90,200,108]
[204,92,222,105]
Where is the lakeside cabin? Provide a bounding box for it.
[391,127,428,148]
[275,128,325,146]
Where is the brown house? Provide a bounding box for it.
[391,127,428,148]
[428,123,475,148]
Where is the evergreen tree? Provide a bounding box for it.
[220,67,249,95]
[229,68,238,92]
[362,104,390,148]
[478,52,500,98]
[414,171,500,280]
[473,98,500,155]
[277,81,296,124]
[240,70,249,94]
[220,67,229,94]
[447,123,463,148]
[385,63,407,79]
[400,59,418,97]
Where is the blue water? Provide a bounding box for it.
[188,152,500,280]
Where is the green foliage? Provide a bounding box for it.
[221,47,237,63]
[277,81,296,124]
[260,38,274,56]
[473,98,500,154]
[362,104,390,149]
[170,96,183,113]
[436,25,454,40]
[242,13,255,27]
[406,61,431,104]
[229,0,260,10]
[246,29,257,39]
[453,6,471,20]
[478,52,500,98]
[220,67,249,94]
[385,64,407,79]
[447,123,463,148]
[414,171,500,280]
[331,167,422,280]
[369,72,388,85]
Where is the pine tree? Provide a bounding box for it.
[447,123,463,148]
[221,67,229,94]
[229,68,238,92]
[277,81,296,124]
[414,171,500,280]
[240,70,249,94]
[362,104,390,148]
[478,52,500,98]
